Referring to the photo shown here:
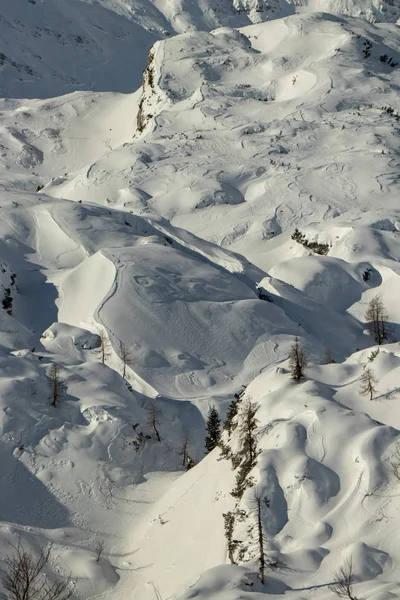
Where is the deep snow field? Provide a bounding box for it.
[0,1,399,600]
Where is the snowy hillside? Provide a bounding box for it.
[1,0,398,97]
[44,13,400,271]
[0,3,400,600]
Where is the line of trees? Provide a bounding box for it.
[36,290,392,596]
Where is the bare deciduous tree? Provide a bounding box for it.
[250,489,268,584]
[231,399,260,499]
[97,476,117,510]
[179,430,190,467]
[324,348,335,364]
[2,543,73,600]
[47,364,64,408]
[329,557,358,600]
[289,337,307,382]
[222,511,237,565]
[365,294,390,345]
[237,399,260,467]
[387,440,400,481]
[93,539,105,563]
[120,343,134,380]
[146,402,161,442]
[92,331,111,365]
[360,367,378,401]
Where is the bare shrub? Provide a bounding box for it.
[93,539,105,562]
[329,557,358,600]
[2,543,73,600]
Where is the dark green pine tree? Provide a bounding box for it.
[224,397,240,434]
[205,406,221,453]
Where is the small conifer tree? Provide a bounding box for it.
[289,336,307,382]
[224,398,240,434]
[205,406,221,453]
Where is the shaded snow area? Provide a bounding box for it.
[0,0,398,98]
[0,2,400,600]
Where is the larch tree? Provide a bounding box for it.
[324,348,335,364]
[146,401,161,442]
[360,367,378,401]
[365,294,390,345]
[205,406,221,453]
[231,399,260,498]
[120,343,134,380]
[250,489,268,585]
[223,394,242,435]
[93,331,111,365]
[47,364,64,408]
[222,511,237,565]
[180,429,190,467]
[289,336,307,382]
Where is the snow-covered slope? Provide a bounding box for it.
[0,3,400,600]
[1,0,398,98]
[43,13,400,272]
[178,345,400,600]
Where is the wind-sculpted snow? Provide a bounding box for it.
[0,194,296,398]
[2,0,398,97]
[0,5,400,600]
[176,353,400,600]
[0,184,399,600]
[44,13,400,273]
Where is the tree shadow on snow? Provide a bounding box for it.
[15,268,59,339]
[0,442,70,528]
